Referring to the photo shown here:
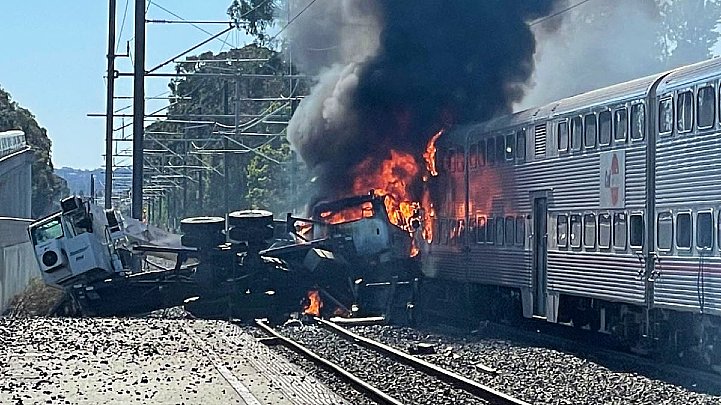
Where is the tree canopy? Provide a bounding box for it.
[144,43,309,227]
[0,87,67,217]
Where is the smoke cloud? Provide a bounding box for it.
[520,0,721,109]
[287,0,562,204]
[519,0,661,109]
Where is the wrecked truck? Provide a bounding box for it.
[27,192,422,322]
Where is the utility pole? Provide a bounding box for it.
[131,0,146,219]
[104,0,116,209]
[234,74,243,209]
[90,174,96,204]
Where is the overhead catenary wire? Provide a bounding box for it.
[265,0,319,45]
[116,0,131,52]
[529,0,597,27]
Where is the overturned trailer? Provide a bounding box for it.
[28,193,422,322]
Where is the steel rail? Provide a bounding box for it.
[317,318,531,405]
[254,319,405,405]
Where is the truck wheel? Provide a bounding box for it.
[228,210,273,242]
[180,216,225,248]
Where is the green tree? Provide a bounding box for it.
[660,0,721,68]
[227,0,278,44]
[0,87,68,217]
[144,44,309,226]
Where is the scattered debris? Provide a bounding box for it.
[408,343,436,355]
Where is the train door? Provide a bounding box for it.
[532,197,548,317]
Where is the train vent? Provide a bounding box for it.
[534,124,547,157]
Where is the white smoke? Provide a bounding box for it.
[519,0,662,109]
[286,0,382,168]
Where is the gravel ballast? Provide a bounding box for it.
[346,323,721,405]
[276,323,493,405]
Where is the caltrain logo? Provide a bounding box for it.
[605,154,620,205]
[600,151,624,209]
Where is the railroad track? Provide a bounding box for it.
[255,318,529,405]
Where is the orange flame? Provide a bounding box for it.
[423,129,444,177]
[303,290,323,317]
[318,201,374,225]
[352,150,421,233]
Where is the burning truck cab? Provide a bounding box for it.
[311,192,418,266]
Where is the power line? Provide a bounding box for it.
[529,0,596,27]
[116,0,130,52]
[265,0,318,44]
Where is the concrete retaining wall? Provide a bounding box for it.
[0,147,33,218]
[0,218,39,313]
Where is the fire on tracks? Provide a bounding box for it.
[254,318,529,405]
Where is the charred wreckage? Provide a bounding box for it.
[28,193,424,322]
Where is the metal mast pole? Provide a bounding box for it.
[104,0,117,209]
[131,0,146,219]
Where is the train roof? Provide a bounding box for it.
[472,69,668,135]
[656,57,721,94]
[0,130,24,138]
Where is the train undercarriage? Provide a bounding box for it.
[422,279,721,373]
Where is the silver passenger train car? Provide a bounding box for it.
[424,57,721,370]
[0,130,26,159]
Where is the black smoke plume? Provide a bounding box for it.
[287,0,561,204]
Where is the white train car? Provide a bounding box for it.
[424,58,721,371]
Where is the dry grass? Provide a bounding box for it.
[4,278,66,317]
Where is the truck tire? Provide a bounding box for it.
[228,210,274,242]
[180,216,225,248]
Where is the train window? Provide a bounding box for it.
[630,214,644,248]
[505,134,515,160]
[516,129,526,161]
[659,97,674,135]
[570,214,582,248]
[614,108,628,142]
[487,138,495,165]
[571,116,583,151]
[599,213,611,249]
[697,211,713,249]
[584,114,597,148]
[455,147,465,172]
[505,216,515,245]
[676,212,691,249]
[718,212,721,249]
[458,219,467,243]
[697,86,715,129]
[478,140,486,167]
[496,136,506,164]
[677,91,694,133]
[631,104,645,141]
[557,215,568,248]
[516,216,525,246]
[496,218,505,246]
[583,214,596,248]
[445,149,454,172]
[613,213,627,249]
[557,121,569,152]
[469,143,479,169]
[599,111,612,146]
[476,216,487,243]
[486,218,495,245]
[657,212,673,251]
[435,219,442,245]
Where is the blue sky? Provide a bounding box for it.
[0,1,254,170]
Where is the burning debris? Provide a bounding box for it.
[303,290,323,317]
[287,0,563,245]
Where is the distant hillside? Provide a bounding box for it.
[55,167,102,197]
[55,167,131,200]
